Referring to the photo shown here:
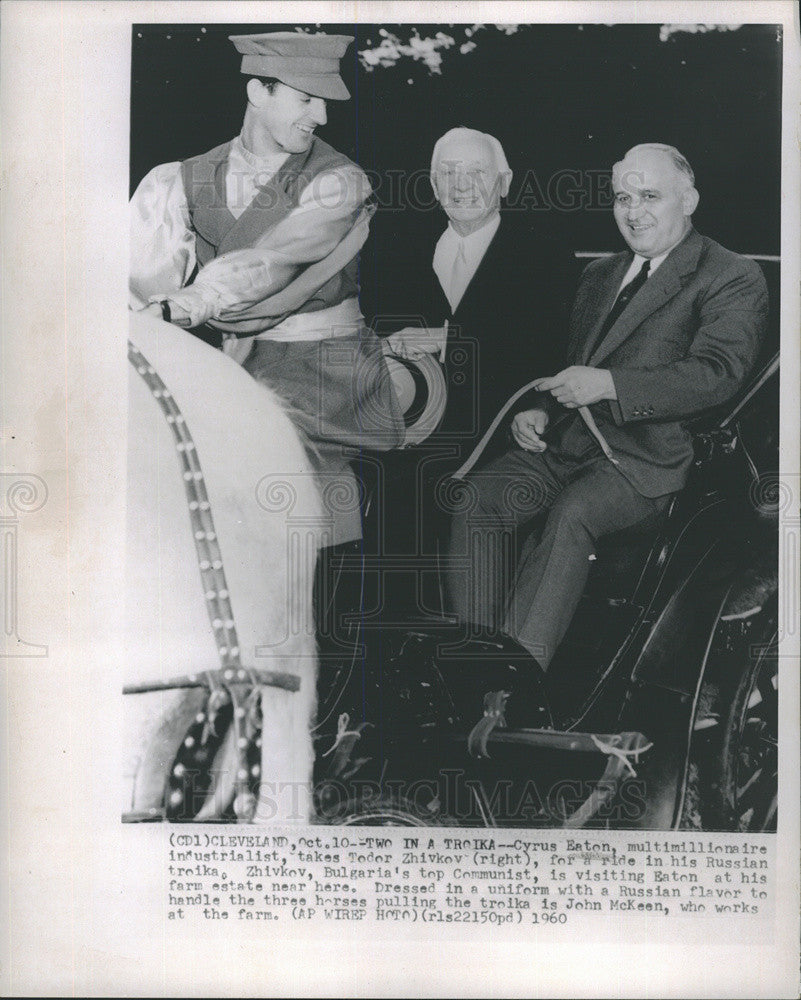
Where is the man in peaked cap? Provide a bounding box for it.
[231,31,352,100]
[130,31,405,547]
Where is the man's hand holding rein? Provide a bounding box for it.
[533,366,617,408]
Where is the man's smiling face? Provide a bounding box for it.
[260,81,328,154]
[433,134,506,236]
[612,148,697,258]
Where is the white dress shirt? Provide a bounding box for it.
[224,135,290,218]
[616,237,686,295]
[433,213,501,313]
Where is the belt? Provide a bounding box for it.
[221,297,364,364]
[253,297,363,342]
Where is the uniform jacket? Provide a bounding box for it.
[179,136,404,543]
[181,136,362,323]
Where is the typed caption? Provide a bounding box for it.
[164,830,774,926]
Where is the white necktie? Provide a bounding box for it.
[447,240,470,312]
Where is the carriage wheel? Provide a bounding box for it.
[700,616,778,832]
[315,787,459,827]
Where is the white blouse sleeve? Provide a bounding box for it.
[129,162,197,309]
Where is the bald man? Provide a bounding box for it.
[449,143,768,668]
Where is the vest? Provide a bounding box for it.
[180,137,361,318]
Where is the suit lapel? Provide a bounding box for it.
[575,254,630,364]
[430,238,452,319]
[585,229,704,366]
[451,220,505,319]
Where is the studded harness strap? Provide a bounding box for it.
[129,339,297,821]
[129,339,244,669]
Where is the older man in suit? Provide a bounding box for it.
[377,127,575,461]
[361,128,574,590]
[448,143,768,668]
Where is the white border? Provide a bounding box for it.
[1,2,798,996]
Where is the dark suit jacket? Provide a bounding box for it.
[553,228,768,497]
[363,210,576,459]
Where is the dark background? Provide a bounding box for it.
[127,24,783,832]
[131,22,782,255]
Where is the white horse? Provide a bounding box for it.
[123,312,323,823]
